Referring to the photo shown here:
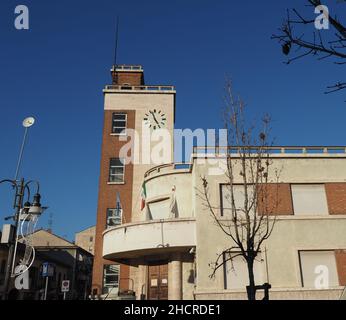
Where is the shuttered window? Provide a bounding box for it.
[224,253,264,290]
[291,184,329,216]
[147,199,171,220]
[299,251,339,288]
[221,184,255,218]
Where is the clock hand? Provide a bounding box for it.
[150,111,159,125]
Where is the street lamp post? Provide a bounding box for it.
[2,178,25,300]
[1,117,46,300]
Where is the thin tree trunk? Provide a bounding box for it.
[247,257,256,300]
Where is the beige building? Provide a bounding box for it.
[75,226,96,255]
[1,229,93,300]
[93,64,346,300]
[0,241,71,300]
[103,147,346,300]
[29,229,94,299]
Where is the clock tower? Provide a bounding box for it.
[92,65,175,297]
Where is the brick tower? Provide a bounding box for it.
[92,65,175,297]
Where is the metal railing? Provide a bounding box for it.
[105,84,175,92]
[111,65,143,71]
[144,163,192,178]
[193,146,346,155]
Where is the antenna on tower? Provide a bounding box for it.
[114,16,120,68]
[112,16,120,84]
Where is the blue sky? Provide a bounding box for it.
[0,0,345,241]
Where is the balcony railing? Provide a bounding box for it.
[144,163,192,179]
[102,218,196,262]
[111,65,143,72]
[193,146,346,156]
[104,85,175,92]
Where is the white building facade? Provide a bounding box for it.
[93,65,346,300]
[103,146,346,300]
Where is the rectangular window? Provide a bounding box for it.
[112,113,127,135]
[147,199,171,220]
[222,184,294,216]
[109,158,125,183]
[103,264,120,294]
[224,253,264,290]
[291,184,329,216]
[220,184,254,217]
[106,208,122,227]
[299,250,339,288]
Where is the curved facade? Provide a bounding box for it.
[103,218,196,264]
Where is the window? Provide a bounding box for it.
[89,236,93,242]
[109,158,125,183]
[112,113,127,135]
[220,184,255,217]
[291,184,329,216]
[299,250,339,288]
[103,264,120,294]
[106,208,122,227]
[147,199,171,220]
[224,253,264,290]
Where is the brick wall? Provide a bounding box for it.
[257,183,346,216]
[257,183,293,215]
[92,110,135,294]
[335,249,346,286]
[112,71,144,86]
[325,183,346,215]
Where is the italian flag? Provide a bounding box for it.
[140,182,147,211]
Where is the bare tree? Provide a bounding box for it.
[272,0,346,94]
[198,80,281,300]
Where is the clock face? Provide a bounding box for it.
[143,109,167,130]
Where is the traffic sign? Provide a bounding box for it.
[42,262,54,277]
[61,280,70,293]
